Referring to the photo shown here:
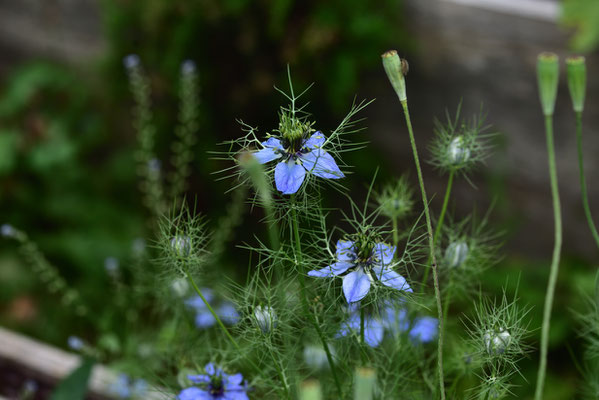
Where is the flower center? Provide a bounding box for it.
[209,376,225,396]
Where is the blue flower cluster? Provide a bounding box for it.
[308,240,412,303]
[338,303,438,347]
[185,289,239,329]
[253,131,344,194]
[179,363,249,400]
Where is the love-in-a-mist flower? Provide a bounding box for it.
[337,305,385,347]
[484,328,511,355]
[185,289,240,328]
[179,363,249,400]
[383,303,438,344]
[253,113,344,194]
[444,241,469,269]
[308,238,411,303]
[253,305,277,333]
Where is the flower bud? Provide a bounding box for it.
[447,136,471,166]
[444,241,469,268]
[123,54,140,70]
[253,305,277,333]
[171,277,189,297]
[537,52,559,116]
[354,367,376,400]
[171,235,192,258]
[382,50,407,102]
[483,328,511,355]
[566,56,586,113]
[181,60,197,75]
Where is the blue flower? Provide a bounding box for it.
[253,132,344,194]
[108,374,147,399]
[308,240,411,303]
[185,289,240,329]
[179,363,249,400]
[384,305,438,344]
[337,308,385,347]
[67,336,84,351]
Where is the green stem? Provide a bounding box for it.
[290,199,343,398]
[265,203,281,251]
[400,100,446,399]
[575,111,599,250]
[421,169,455,288]
[534,114,563,400]
[268,337,291,399]
[392,217,399,250]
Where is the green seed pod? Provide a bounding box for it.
[354,367,376,400]
[382,50,407,102]
[566,56,586,113]
[537,52,559,116]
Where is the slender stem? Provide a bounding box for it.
[360,306,365,345]
[265,203,281,251]
[534,114,563,400]
[575,111,599,250]
[392,217,399,250]
[400,100,446,399]
[421,169,455,288]
[290,199,343,397]
[268,338,291,399]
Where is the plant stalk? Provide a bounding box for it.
[575,111,599,250]
[400,100,446,399]
[534,114,563,400]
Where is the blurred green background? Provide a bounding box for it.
[1,0,599,398]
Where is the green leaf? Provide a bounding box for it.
[50,358,95,400]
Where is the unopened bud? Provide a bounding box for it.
[483,328,511,355]
[537,52,559,116]
[382,50,407,102]
[253,305,277,333]
[171,235,192,258]
[566,56,586,113]
[447,136,471,166]
[444,241,469,268]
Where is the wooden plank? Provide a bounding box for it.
[0,326,171,399]
[444,0,559,21]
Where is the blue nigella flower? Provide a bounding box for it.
[179,363,249,400]
[185,289,240,329]
[308,239,411,303]
[67,335,84,351]
[338,302,438,348]
[253,131,344,194]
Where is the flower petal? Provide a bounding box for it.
[342,270,371,303]
[304,131,326,148]
[195,310,216,328]
[372,243,395,265]
[335,240,356,262]
[308,261,353,277]
[178,387,210,400]
[372,265,412,292]
[410,317,438,343]
[383,306,409,334]
[274,160,306,194]
[227,373,243,386]
[300,148,344,179]
[205,363,217,375]
[364,318,384,347]
[188,374,210,384]
[217,303,240,325]
[253,148,281,164]
[224,390,249,400]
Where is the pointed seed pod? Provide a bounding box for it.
[382,50,407,102]
[537,52,559,116]
[566,56,586,113]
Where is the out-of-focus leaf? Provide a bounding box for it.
[50,358,95,400]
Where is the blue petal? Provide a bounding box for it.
[227,373,243,385]
[205,363,217,375]
[300,148,344,179]
[372,265,412,292]
[342,270,371,303]
[263,137,284,149]
[195,311,216,328]
[372,243,395,265]
[217,303,240,325]
[364,318,385,348]
[383,306,409,334]
[308,261,353,277]
[335,240,356,262]
[224,390,249,400]
[253,148,281,164]
[188,374,210,384]
[410,317,438,343]
[178,387,210,400]
[304,131,325,148]
[274,160,306,194]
